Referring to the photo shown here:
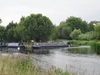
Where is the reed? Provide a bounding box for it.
[0,55,37,75]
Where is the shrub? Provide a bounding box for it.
[78,31,96,40]
[70,29,81,40]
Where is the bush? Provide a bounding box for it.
[78,31,96,40]
[70,29,81,40]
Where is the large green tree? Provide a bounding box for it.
[5,21,17,42]
[87,21,94,32]
[0,26,5,41]
[66,16,88,33]
[50,25,58,40]
[17,14,54,42]
[57,21,72,39]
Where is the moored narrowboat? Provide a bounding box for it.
[7,43,25,50]
[33,42,70,49]
[0,42,7,48]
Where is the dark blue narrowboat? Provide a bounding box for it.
[0,42,7,48]
[7,43,25,50]
[33,42,70,49]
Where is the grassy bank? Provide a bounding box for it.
[68,40,95,46]
[54,39,98,46]
[0,55,72,75]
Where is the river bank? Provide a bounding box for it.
[54,40,97,46]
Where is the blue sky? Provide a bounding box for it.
[0,0,100,26]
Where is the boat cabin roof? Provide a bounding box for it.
[7,43,23,46]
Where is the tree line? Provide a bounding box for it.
[0,14,100,42]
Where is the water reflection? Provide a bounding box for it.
[32,47,100,75]
[0,47,23,53]
[68,48,96,54]
[32,49,50,54]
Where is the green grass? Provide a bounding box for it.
[69,40,95,46]
[0,55,36,75]
[0,55,72,75]
[54,39,97,46]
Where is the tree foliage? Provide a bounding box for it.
[87,22,94,32]
[0,19,2,24]
[57,21,72,39]
[0,26,5,41]
[50,26,58,40]
[94,24,100,40]
[5,21,17,42]
[78,31,96,40]
[17,14,54,42]
[66,16,88,33]
[70,29,81,40]
[90,21,100,25]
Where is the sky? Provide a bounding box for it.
[0,0,100,26]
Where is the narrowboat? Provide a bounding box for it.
[7,43,25,50]
[0,42,7,48]
[33,42,70,49]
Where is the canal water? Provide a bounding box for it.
[32,46,100,75]
[1,46,100,75]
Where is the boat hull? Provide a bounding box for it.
[33,45,68,49]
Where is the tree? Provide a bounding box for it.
[90,21,100,25]
[62,26,72,39]
[81,21,88,33]
[50,26,58,40]
[66,16,88,33]
[0,26,5,41]
[6,21,17,30]
[57,21,72,39]
[87,21,94,32]
[5,21,17,42]
[94,24,100,40]
[0,19,2,24]
[70,29,81,40]
[17,14,54,42]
